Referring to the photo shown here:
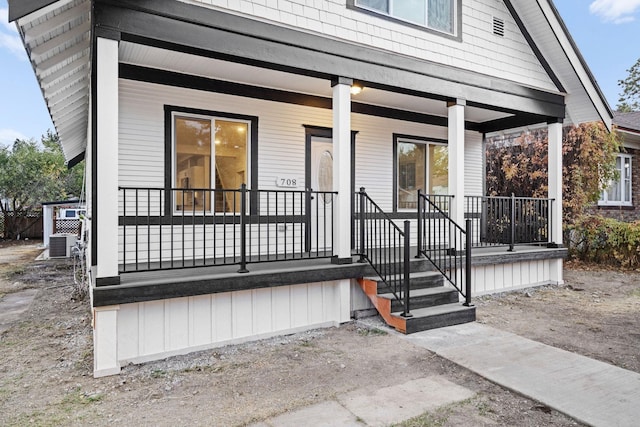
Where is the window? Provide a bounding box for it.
[395,137,448,210]
[353,0,456,34]
[173,113,249,213]
[600,154,632,206]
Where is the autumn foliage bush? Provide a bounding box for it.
[567,215,640,268]
[486,122,620,225]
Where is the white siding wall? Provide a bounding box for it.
[118,80,482,262]
[182,0,556,92]
[120,79,482,194]
[95,279,350,375]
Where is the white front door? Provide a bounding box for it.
[310,137,333,253]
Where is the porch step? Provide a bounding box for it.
[392,303,476,334]
[379,286,459,312]
[364,271,443,293]
[357,268,475,334]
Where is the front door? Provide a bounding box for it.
[310,137,333,253]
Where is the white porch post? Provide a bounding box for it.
[448,99,466,227]
[548,120,564,284]
[96,37,119,281]
[331,77,353,263]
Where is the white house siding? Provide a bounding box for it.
[471,259,557,295]
[118,80,483,263]
[93,279,351,376]
[182,0,557,93]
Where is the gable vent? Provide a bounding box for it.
[493,17,505,37]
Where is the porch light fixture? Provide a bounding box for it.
[350,83,363,95]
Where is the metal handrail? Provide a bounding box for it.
[464,195,554,250]
[417,190,471,306]
[117,185,336,274]
[356,188,411,317]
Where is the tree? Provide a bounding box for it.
[0,131,84,239]
[486,122,621,224]
[617,58,640,112]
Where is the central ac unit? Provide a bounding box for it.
[49,233,78,258]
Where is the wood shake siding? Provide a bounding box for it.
[183,0,556,92]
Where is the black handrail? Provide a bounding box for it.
[464,195,554,250]
[417,190,471,306]
[118,186,336,273]
[356,188,412,317]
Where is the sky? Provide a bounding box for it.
[0,0,639,147]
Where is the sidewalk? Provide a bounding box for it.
[406,323,640,427]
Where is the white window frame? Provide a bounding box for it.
[353,0,457,36]
[171,111,251,215]
[396,137,448,211]
[599,153,632,206]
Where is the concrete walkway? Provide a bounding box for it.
[406,323,640,427]
[252,376,475,427]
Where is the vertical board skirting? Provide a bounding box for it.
[213,292,232,342]
[110,281,347,368]
[470,259,559,296]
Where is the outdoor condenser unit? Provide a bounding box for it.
[49,233,78,258]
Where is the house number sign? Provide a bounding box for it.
[276,176,298,188]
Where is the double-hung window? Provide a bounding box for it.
[599,154,632,206]
[173,113,249,213]
[353,0,456,35]
[396,137,448,210]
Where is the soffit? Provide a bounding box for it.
[119,42,512,124]
[15,0,90,163]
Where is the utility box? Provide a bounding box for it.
[49,233,78,258]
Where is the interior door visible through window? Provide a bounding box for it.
[174,115,248,213]
[310,137,333,253]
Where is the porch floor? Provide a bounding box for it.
[94,245,568,307]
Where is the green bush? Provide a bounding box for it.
[567,215,640,267]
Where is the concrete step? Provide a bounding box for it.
[379,286,459,312]
[392,303,476,334]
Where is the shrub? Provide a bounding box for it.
[567,215,640,267]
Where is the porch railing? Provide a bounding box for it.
[417,190,471,306]
[356,188,412,317]
[118,185,336,273]
[465,195,554,250]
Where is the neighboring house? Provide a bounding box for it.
[593,111,640,221]
[9,0,611,377]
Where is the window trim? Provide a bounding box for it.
[599,153,633,207]
[347,0,462,41]
[164,105,259,216]
[392,133,448,212]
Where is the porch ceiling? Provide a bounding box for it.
[119,42,514,126]
[14,0,90,165]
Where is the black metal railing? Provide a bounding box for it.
[417,190,471,306]
[356,188,412,317]
[118,185,336,273]
[464,195,553,250]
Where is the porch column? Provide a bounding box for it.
[95,37,119,283]
[548,120,563,246]
[331,77,353,263]
[548,120,564,284]
[448,99,466,227]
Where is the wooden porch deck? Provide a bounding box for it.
[93,245,567,307]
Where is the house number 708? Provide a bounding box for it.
[276,176,298,188]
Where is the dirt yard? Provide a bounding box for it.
[2,241,636,426]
